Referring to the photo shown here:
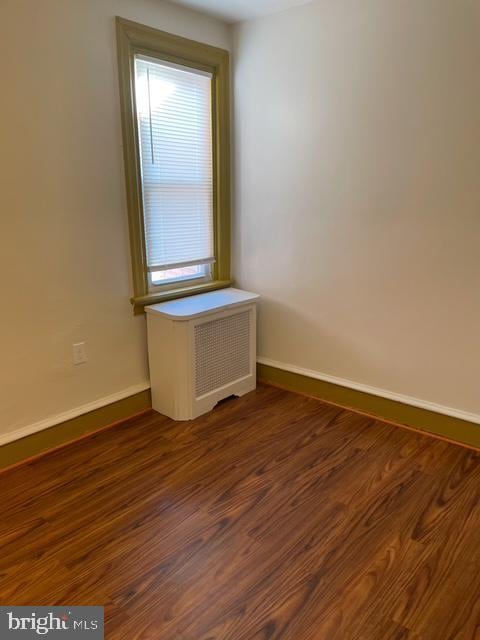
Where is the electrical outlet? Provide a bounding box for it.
[73,342,87,365]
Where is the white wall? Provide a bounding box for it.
[233,0,480,415]
[0,0,230,438]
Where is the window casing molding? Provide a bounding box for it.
[116,17,231,311]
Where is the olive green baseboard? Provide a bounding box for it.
[0,389,152,471]
[258,361,480,450]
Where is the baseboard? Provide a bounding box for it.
[0,384,152,470]
[257,357,480,449]
[5,359,479,469]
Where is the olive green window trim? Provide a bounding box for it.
[115,17,231,311]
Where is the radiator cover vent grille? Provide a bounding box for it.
[194,310,251,398]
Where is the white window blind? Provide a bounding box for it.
[134,56,215,274]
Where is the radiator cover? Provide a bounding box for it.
[146,289,258,420]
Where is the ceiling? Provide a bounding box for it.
[167,0,314,23]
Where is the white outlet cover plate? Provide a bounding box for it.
[73,342,87,365]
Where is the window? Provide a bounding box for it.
[116,18,231,310]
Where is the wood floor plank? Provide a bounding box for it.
[1,384,480,639]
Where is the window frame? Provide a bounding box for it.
[116,17,231,311]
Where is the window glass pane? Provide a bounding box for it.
[135,56,214,276]
[150,263,209,285]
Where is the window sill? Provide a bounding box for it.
[132,279,233,314]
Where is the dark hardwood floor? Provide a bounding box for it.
[1,384,480,639]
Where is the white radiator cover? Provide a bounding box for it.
[145,288,259,420]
